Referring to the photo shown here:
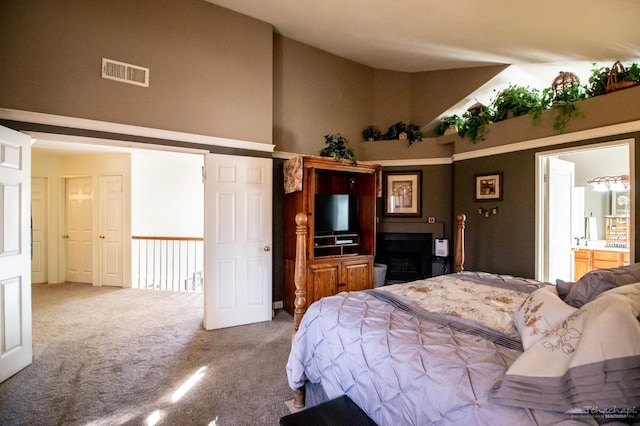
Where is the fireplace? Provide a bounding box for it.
[376,233,432,283]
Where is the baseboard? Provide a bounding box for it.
[273,300,283,310]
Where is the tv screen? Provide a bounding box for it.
[314,194,358,234]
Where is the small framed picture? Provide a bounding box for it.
[384,171,422,217]
[474,172,503,201]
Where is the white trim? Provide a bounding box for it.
[273,150,452,166]
[0,108,275,153]
[453,120,640,162]
[27,131,210,155]
[368,157,452,167]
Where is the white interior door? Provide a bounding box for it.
[66,177,93,283]
[99,175,124,287]
[204,153,272,330]
[546,157,575,282]
[31,176,48,284]
[0,125,32,383]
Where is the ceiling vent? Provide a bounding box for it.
[101,58,149,87]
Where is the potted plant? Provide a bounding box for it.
[383,121,407,140]
[459,103,493,144]
[319,133,356,164]
[548,82,586,132]
[362,125,382,141]
[383,122,422,145]
[434,115,463,136]
[406,123,422,145]
[491,84,545,122]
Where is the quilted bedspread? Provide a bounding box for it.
[286,273,599,425]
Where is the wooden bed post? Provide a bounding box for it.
[292,212,308,408]
[454,213,466,273]
[293,212,308,336]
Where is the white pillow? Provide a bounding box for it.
[513,286,578,350]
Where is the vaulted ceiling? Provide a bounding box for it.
[205,0,640,113]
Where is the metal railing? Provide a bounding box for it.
[131,236,203,293]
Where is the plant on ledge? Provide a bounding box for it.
[547,72,586,132]
[491,84,546,122]
[362,125,382,141]
[319,133,356,164]
[458,103,493,144]
[384,121,423,145]
[434,115,463,136]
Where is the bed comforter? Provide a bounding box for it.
[286,272,627,425]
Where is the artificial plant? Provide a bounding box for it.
[319,133,356,164]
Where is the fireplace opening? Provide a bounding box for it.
[376,233,432,283]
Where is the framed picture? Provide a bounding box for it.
[474,172,503,201]
[384,171,422,216]
[611,190,630,215]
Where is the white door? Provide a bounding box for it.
[66,177,93,283]
[204,154,272,330]
[0,125,32,383]
[31,177,48,284]
[546,157,575,282]
[99,175,124,287]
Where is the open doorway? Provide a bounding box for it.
[30,136,205,291]
[536,140,633,283]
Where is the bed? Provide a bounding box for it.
[285,214,640,425]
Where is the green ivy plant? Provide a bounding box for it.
[549,83,586,132]
[319,133,356,164]
[362,125,382,141]
[491,85,546,122]
[434,115,463,136]
[458,105,493,144]
[383,121,422,145]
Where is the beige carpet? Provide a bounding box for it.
[0,283,294,425]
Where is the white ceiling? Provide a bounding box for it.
[205,0,640,116]
[206,0,640,74]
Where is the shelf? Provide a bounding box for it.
[314,233,360,257]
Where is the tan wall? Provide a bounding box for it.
[0,0,273,144]
[273,35,374,157]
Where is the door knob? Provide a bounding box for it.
[263,246,271,252]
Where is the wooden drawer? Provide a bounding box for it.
[592,250,621,262]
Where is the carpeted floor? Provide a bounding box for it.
[0,283,294,425]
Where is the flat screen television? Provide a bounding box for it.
[314,194,359,234]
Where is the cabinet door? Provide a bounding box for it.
[573,249,591,281]
[341,258,372,292]
[308,261,340,304]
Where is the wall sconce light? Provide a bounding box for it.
[587,175,629,192]
[478,207,499,218]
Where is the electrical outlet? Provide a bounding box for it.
[428,216,436,224]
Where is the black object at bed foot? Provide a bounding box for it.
[279,395,377,426]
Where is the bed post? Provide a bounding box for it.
[292,212,308,408]
[454,213,466,273]
[293,212,308,336]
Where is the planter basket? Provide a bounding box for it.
[606,61,640,93]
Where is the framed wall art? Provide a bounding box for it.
[474,172,503,201]
[384,171,422,216]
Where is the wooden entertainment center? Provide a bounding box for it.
[283,156,380,315]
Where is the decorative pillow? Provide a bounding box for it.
[513,286,577,350]
[491,283,640,414]
[561,262,640,308]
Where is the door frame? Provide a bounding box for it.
[535,139,635,281]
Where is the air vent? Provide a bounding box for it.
[101,58,149,87]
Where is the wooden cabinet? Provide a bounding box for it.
[283,156,380,314]
[573,248,630,281]
[573,249,591,281]
[307,256,373,303]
